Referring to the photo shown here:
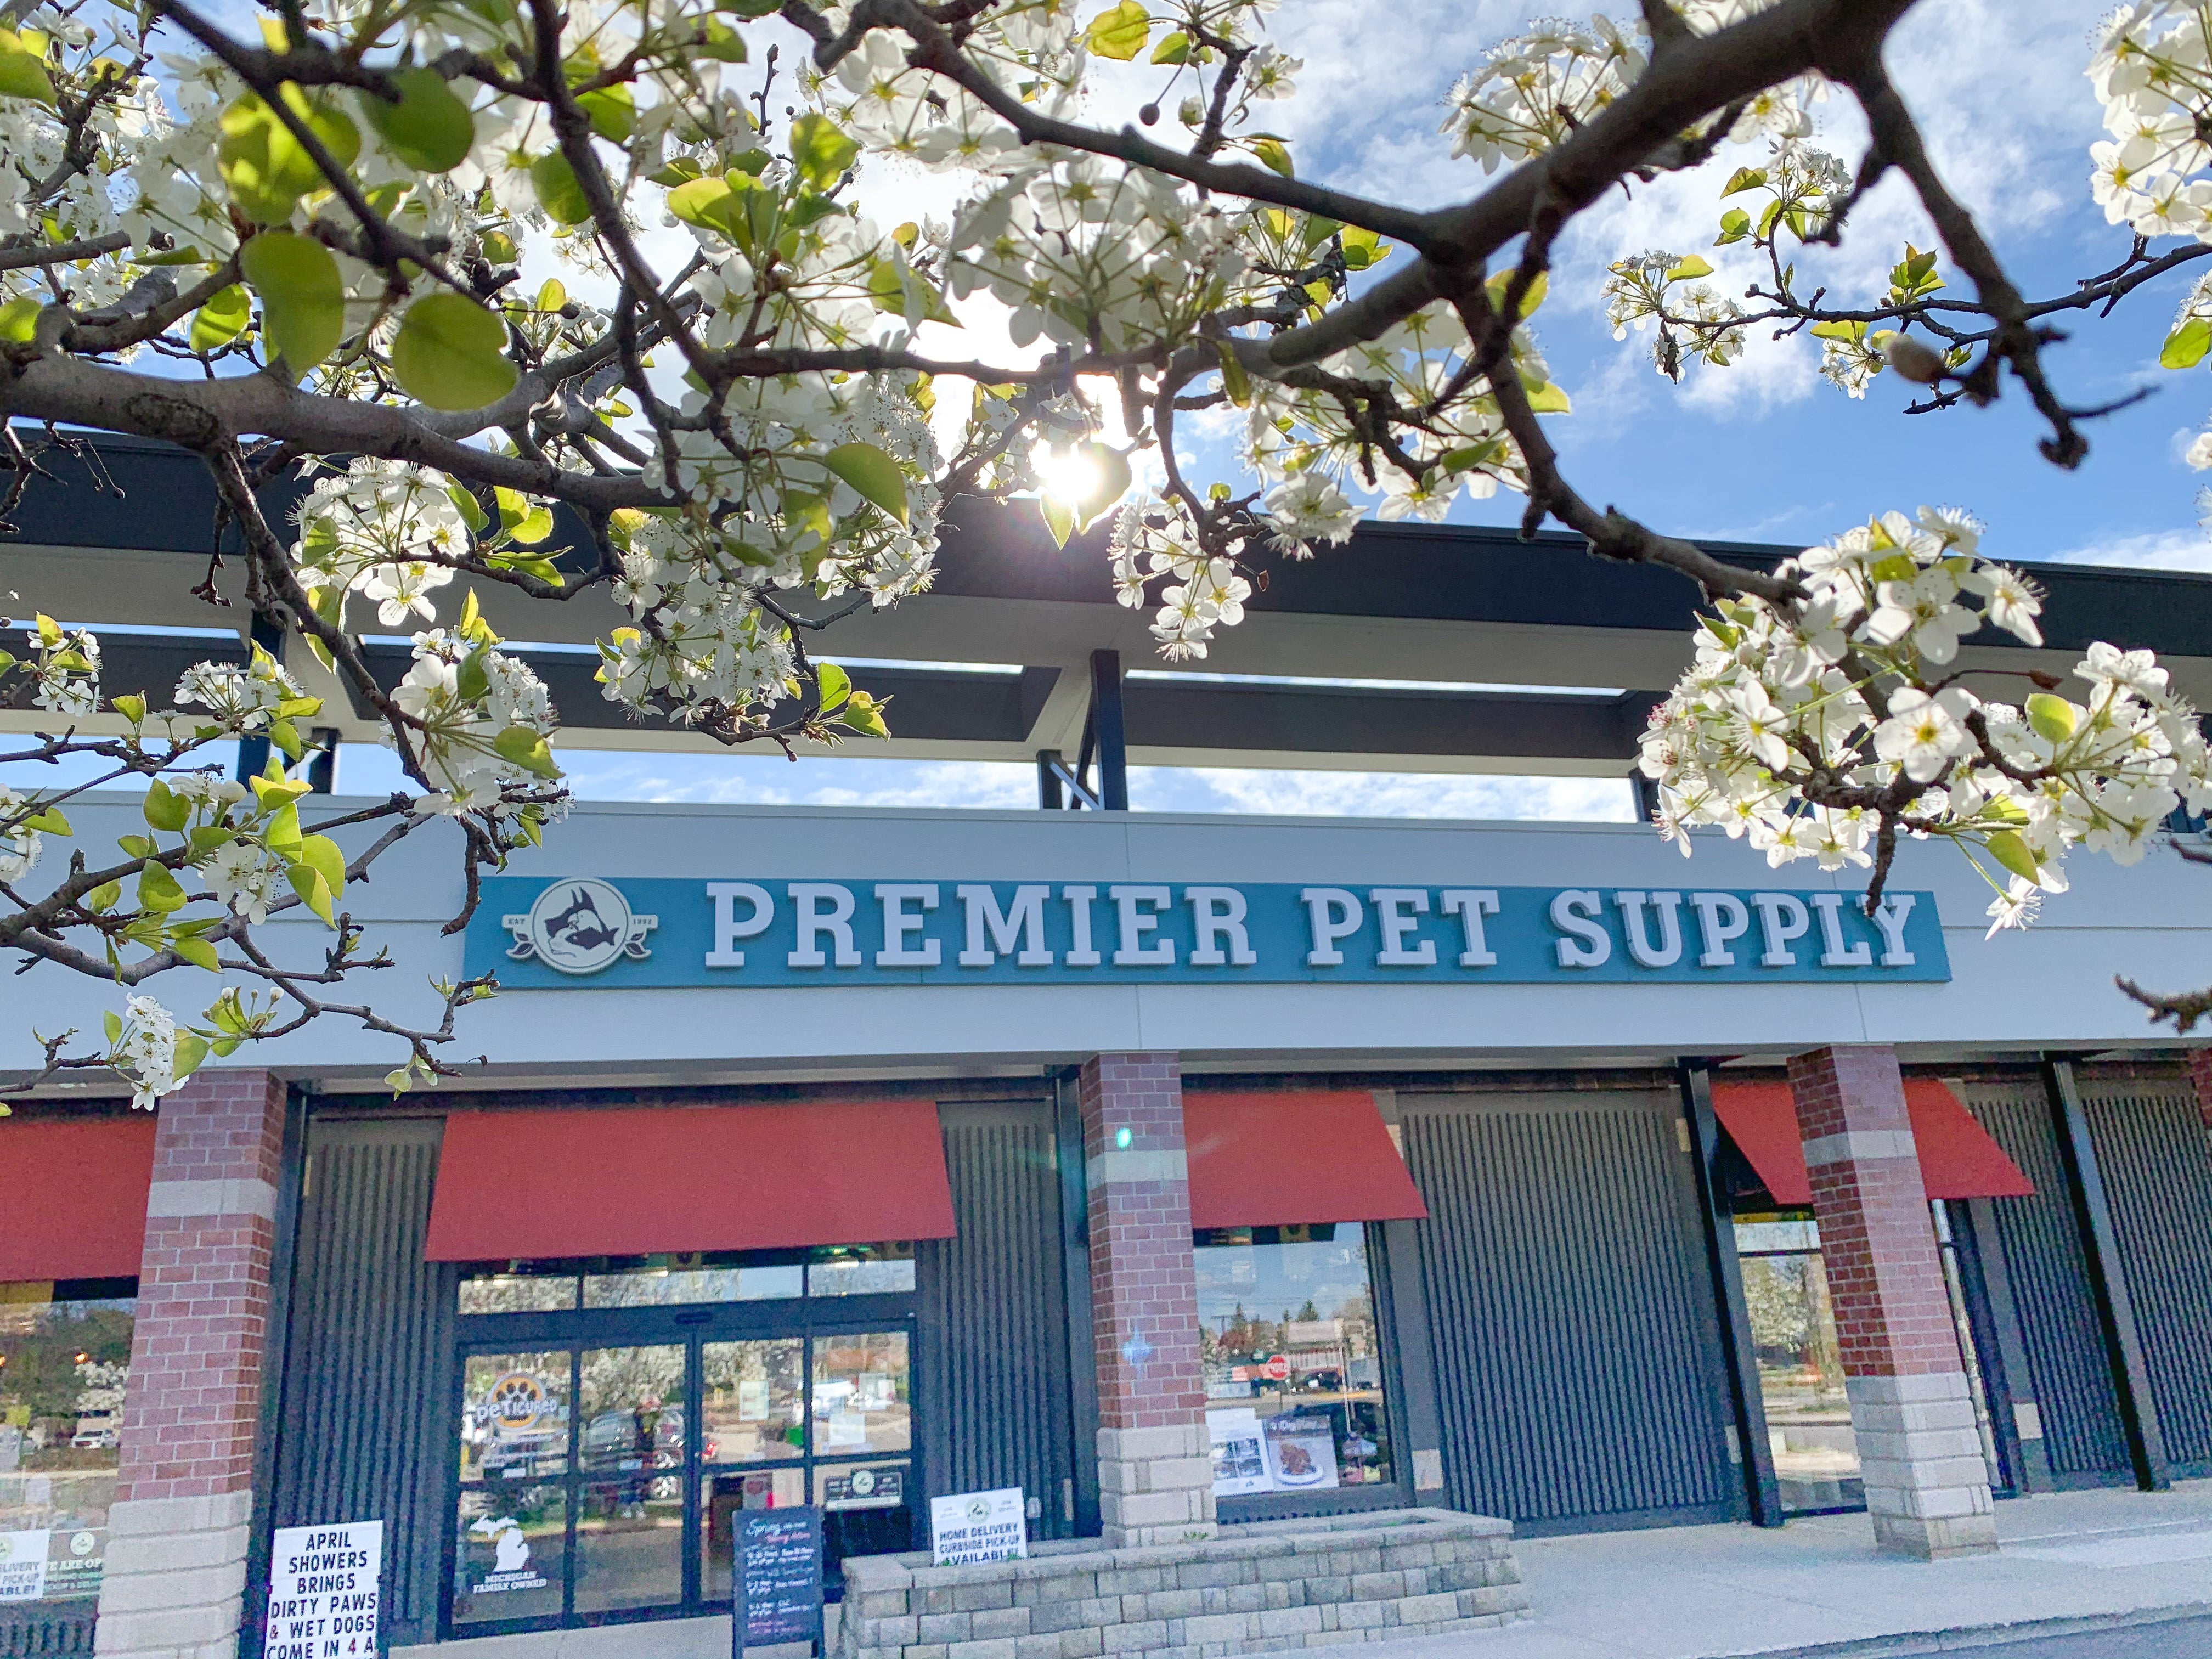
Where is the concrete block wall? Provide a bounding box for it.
[836,1510,1528,1659]
[1788,1046,1995,1560]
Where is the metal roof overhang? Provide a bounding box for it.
[7,433,2212,775]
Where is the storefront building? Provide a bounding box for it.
[5,448,2212,1658]
[4,799,2212,1659]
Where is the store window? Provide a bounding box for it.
[450,1243,918,1634]
[1733,1218,1860,1514]
[1734,1207,2009,1513]
[1193,1225,1393,1511]
[0,1279,136,1608]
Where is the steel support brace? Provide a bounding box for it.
[1678,1061,1785,1526]
[2041,1054,2171,1492]
[1090,648,1128,812]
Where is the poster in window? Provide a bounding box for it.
[0,1531,49,1602]
[1206,1409,1272,1497]
[1262,1413,1340,1491]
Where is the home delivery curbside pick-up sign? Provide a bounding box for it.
[465,878,1949,988]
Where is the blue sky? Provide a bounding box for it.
[520,0,2207,817]
[21,1,2200,820]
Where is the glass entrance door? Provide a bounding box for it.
[447,1248,919,1637]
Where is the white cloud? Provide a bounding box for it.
[1131,766,1637,822]
[2049,527,2212,571]
[1679,334,1821,417]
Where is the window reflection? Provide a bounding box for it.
[703,1340,804,1464]
[0,1280,135,1605]
[1734,1216,1861,1513]
[460,1351,572,1483]
[1193,1226,1393,1499]
[458,1265,579,1315]
[811,1333,910,1454]
[806,1244,915,1297]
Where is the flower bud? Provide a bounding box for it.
[1882,331,1946,385]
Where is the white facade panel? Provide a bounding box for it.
[7,796,2205,1083]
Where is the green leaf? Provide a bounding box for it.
[815,661,851,710]
[1808,319,1866,342]
[1216,340,1251,407]
[136,860,188,913]
[1150,28,1189,63]
[821,441,909,525]
[441,482,487,537]
[262,800,302,852]
[693,18,748,60]
[172,934,221,972]
[169,1031,211,1082]
[577,83,635,143]
[840,694,889,738]
[1338,225,1390,271]
[188,284,252,352]
[1251,137,1293,178]
[239,232,345,376]
[1067,441,1132,531]
[495,486,554,544]
[86,879,120,912]
[1714,207,1752,246]
[1483,269,1548,324]
[1083,0,1150,60]
[1720,166,1767,196]
[1520,379,1572,414]
[1986,830,2040,884]
[0,26,57,108]
[2160,317,2211,371]
[668,175,751,247]
[531,151,594,225]
[0,295,38,343]
[117,834,154,860]
[285,863,336,927]
[143,780,190,833]
[269,718,303,764]
[357,67,475,172]
[1040,493,1075,550]
[788,112,859,191]
[218,86,361,223]
[1664,254,1713,281]
[391,291,518,410]
[2025,692,2078,742]
[21,806,68,834]
[495,725,560,778]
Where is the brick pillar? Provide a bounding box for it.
[95,1070,286,1659]
[2188,1048,2212,1131]
[1787,1046,1996,1560]
[1078,1053,1215,1547]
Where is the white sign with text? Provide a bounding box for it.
[264,1520,382,1659]
[929,1488,1028,1567]
[0,1530,49,1602]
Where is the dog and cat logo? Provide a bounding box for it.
[502,878,657,975]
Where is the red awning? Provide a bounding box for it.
[1183,1091,1428,1230]
[0,1116,157,1282]
[1710,1079,2033,1205]
[423,1101,956,1262]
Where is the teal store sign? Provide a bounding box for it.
[465,877,1950,989]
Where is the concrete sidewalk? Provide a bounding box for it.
[1240,1482,2212,1659]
